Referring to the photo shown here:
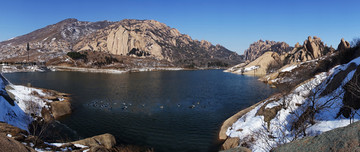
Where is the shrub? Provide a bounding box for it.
[66,52,87,60]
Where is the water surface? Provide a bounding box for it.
[4,70,276,152]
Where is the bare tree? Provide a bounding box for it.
[24,100,51,148]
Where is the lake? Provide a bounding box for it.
[4,70,276,152]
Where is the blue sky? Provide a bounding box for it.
[1,0,360,54]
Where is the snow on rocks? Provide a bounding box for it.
[280,65,297,72]
[7,85,51,117]
[0,74,32,131]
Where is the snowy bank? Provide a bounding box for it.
[221,56,360,151]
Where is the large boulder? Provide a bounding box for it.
[0,122,28,142]
[49,100,71,119]
[221,137,240,150]
[71,133,116,149]
[0,134,35,152]
[242,51,281,75]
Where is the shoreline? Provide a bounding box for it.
[2,64,230,74]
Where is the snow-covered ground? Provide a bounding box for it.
[49,65,184,73]
[0,73,60,130]
[1,65,46,73]
[226,56,360,151]
[280,65,298,72]
[0,74,32,130]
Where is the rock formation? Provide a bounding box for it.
[71,133,116,149]
[244,40,292,61]
[282,36,330,63]
[0,134,35,152]
[225,51,281,75]
[337,38,351,52]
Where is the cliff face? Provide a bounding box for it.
[0,19,243,67]
[244,40,292,61]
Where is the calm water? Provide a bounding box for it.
[4,70,276,152]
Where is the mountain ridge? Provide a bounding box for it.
[0,18,243,68]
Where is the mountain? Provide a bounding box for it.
[0,19,243,68]
[244,40,292,61]
[73,19,242,67]
[0,19,113,62]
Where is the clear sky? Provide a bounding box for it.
[1,0,360,54]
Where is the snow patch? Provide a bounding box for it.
[281,65,297,72]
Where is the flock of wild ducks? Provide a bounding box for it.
[87,100,202,111]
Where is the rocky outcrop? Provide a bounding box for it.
[337,38,351,52]
[71,133,116,149]
[49,100,71,119]
[221,137,240,150]
[304,36,324,59]
[225,51,280,75]
[244,40,292,61]
[273,121,360,152]
[284,36,329,63]
[0,134,35,152]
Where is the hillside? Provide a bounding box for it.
[0,19,243,69]
[220,40,360,151]
[0,19,113,63]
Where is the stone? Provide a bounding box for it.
[50,100,72,119]
[0,134,35,152]
[221,137,240,150]
[221,146,252,152]
[242,51,281,75]
[71,133,116,149]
